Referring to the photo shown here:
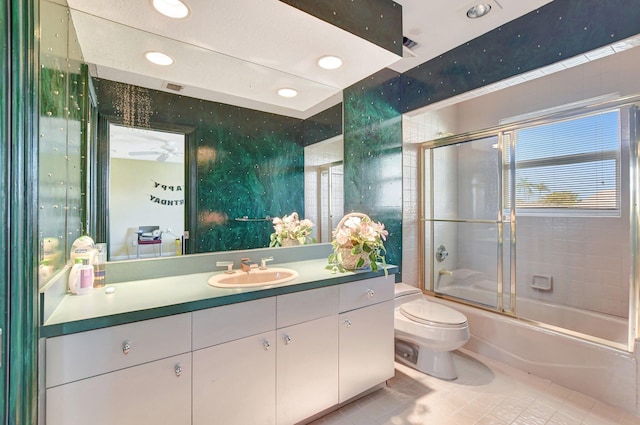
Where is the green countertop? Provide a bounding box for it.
[41,257,398,338]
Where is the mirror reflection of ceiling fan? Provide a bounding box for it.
[128,141,184,162]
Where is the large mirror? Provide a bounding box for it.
[39,0,404,273]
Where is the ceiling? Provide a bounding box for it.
[66,0,553,120]
[109,124,185,164]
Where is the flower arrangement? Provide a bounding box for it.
[269,212,316,247]
[328,213,388,273]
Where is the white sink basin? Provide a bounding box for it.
[208,267,299,288]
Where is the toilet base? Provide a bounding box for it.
[394,339,458,380]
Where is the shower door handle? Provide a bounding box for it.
[435,245,448,262]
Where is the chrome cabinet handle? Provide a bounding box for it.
[263,340,271,351]
[122,341,131,355]
[343,319,352,328]
[284,335,292,345]
[174,364,182,377]
[366,288,375,298]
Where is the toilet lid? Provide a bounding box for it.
[400,299,467,325]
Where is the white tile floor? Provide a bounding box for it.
[311,349,640,425]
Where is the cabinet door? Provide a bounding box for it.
[46,353,191,425]
[193,330,276,425]
[339,300,394,403]
[276,315,338,425]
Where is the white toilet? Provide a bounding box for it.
[394,283,470,380]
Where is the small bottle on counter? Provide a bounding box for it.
[68,258,83,294]
[93,243,107,288]
[77,258,94,295]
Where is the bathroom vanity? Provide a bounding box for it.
[40,247,397,425]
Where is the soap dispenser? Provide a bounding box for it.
[68,258,83,294]
[76,258,94,295]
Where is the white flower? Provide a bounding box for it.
[328,213,388,273]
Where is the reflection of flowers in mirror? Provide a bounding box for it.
[199,211,228,226]
[269,212,315,247]
[197,146,217,166]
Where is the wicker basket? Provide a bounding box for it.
[334,213,372,270]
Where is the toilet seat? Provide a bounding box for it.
[400,299,467,327]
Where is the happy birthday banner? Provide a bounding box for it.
[153,180,183,192]
[150,180,184,206]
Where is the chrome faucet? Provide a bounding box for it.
[240,257,258,272]
[260,256,273,270]
[216,261,235,274]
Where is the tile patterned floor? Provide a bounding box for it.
[311,349,640,425]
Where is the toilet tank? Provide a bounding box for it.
[394,283,423,307]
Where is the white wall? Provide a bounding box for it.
[109,158,185,260]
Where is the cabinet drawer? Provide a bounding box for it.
[192,297,276,350]
[339,276,394,313]
[277,285,339,328]
[46,313,191,388]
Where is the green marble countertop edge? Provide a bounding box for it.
[41,258,398,338]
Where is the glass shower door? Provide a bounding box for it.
[425,135,506,310]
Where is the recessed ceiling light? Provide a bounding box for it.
[318,55,343,70]
[152,0,190,19]
[145,51,174,66]
[277,88,298,98]
[466,3,492,19]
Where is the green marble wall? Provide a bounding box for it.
[94,79,304,253]
[343,69,402,279]
[401,0,640,112]
[279,0,402,56]
[195,111,304,252]
[303,103,343,146]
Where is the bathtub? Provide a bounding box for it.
[438,284,628,344]
[426,289,638,415]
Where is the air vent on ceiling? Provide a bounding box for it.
[165,82,184,92]
[402,36,418,58]
[403,36,418,49]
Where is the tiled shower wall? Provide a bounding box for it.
[402,44,640,317]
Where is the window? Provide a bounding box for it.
[504,109,621,214]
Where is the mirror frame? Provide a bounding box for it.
[95,114,197,260]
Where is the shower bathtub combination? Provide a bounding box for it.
[413,95,640,415]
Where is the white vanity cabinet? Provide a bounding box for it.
[338,276,395,403]
[192,298,277,425]
[45,313,192,425]
[276,286,339,425]
[43,275,396,425]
